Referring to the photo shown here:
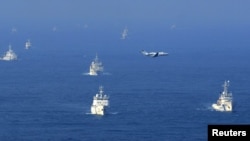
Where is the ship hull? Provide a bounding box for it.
[1,56,17,61]
[212,103,232,112]
[89,68,98,76]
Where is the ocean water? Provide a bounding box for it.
[0,27,250,141]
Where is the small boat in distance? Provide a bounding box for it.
[91,86,109,115]
[212,80,233,112]
[89,54,104,76]
[25,39,32,49]
[0,45,17,61]
[121,27,128,39]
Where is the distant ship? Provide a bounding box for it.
[89,55,104,76]
[212,80,233,112]
[121,27,128,39]
[25,39,32,49]
[91,86,109,115]
[0,45,17,61]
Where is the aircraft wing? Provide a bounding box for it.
[141,50,157,57]
[148,52,158,57]
[158,52,168,56]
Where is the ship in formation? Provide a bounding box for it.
[89,54,104,76]
[0,45,17,61]
[212,80,233,112]
[91,86,109,115]
[25,39,32,49]
[121,27,128,39]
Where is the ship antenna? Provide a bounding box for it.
[223,80,229,95]
[99,86,104,95]
[95,53,98,61]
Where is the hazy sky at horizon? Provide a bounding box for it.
[1,0,250,30]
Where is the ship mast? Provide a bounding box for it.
[222,80,230,96]
[99,86,104,96]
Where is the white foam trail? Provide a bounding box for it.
[82,72,112,76]
[103,72,112,75]
[195,103,214,111]
[85,112,118,115]
[82,72,91,75]
[109,112,118,115]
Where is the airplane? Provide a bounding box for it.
[141,50,168,57]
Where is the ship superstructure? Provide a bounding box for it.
[91,86,109,115]
[89,55,104,76]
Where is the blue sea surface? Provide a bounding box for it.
[0,27,250,141]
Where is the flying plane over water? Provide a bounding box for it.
[141,50,168,57]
